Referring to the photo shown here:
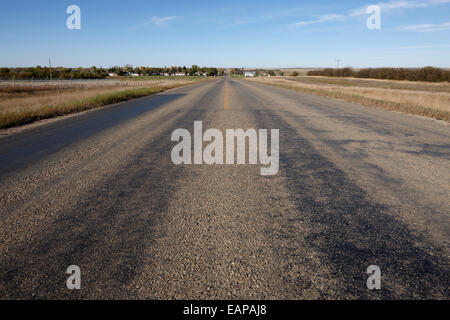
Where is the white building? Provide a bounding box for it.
[244,72,255,77]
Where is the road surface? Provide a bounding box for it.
[0,78,449,299]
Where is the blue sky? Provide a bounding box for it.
[1,0,449,68]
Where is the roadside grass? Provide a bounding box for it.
[0,86,65,94]
[284,76,450,93]
[119,75,206,81]
[0,83,118,96]
[0,83,191,129]
[247,79,450,123]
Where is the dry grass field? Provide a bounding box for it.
[246,76,450,122]
[0,78,207,129]
[243,68,321,76]
[277,68,321,76]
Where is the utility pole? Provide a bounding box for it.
[336,59,343,69]
[49,58,53,81]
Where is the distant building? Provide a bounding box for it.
[244,72,255,77]
[175,73,186,76]
[108,73,117,77]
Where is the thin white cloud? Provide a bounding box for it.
[398,44,450,48]
[291,0,450,31]
[291,14,345,27]
[219,1,450,30]
[291,0,450,28]
[218,19,256,29]
[350,0,450,16]
[216,5,336,29]
[378,44,450,49]
[399,21,450,31]
[150,16,176,27]
[127,16,176,29]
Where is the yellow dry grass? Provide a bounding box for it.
[0,80,194,114]
[0,78,204,129]
[247,77,450,121]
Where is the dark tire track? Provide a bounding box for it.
[0,82,221,299]
[232,79,449,299]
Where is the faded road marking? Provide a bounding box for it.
[224,81,230,110]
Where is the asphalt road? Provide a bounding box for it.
[0,78,448,299]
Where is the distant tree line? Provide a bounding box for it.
[109,65,222,77]
[307,67,450,82]
[230,68,278,76]
[0,65,222,80]
[231,68,244,76]
[0,66,108,80]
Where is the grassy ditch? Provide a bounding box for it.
[254,81,450,122]
[0,83,192,129]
